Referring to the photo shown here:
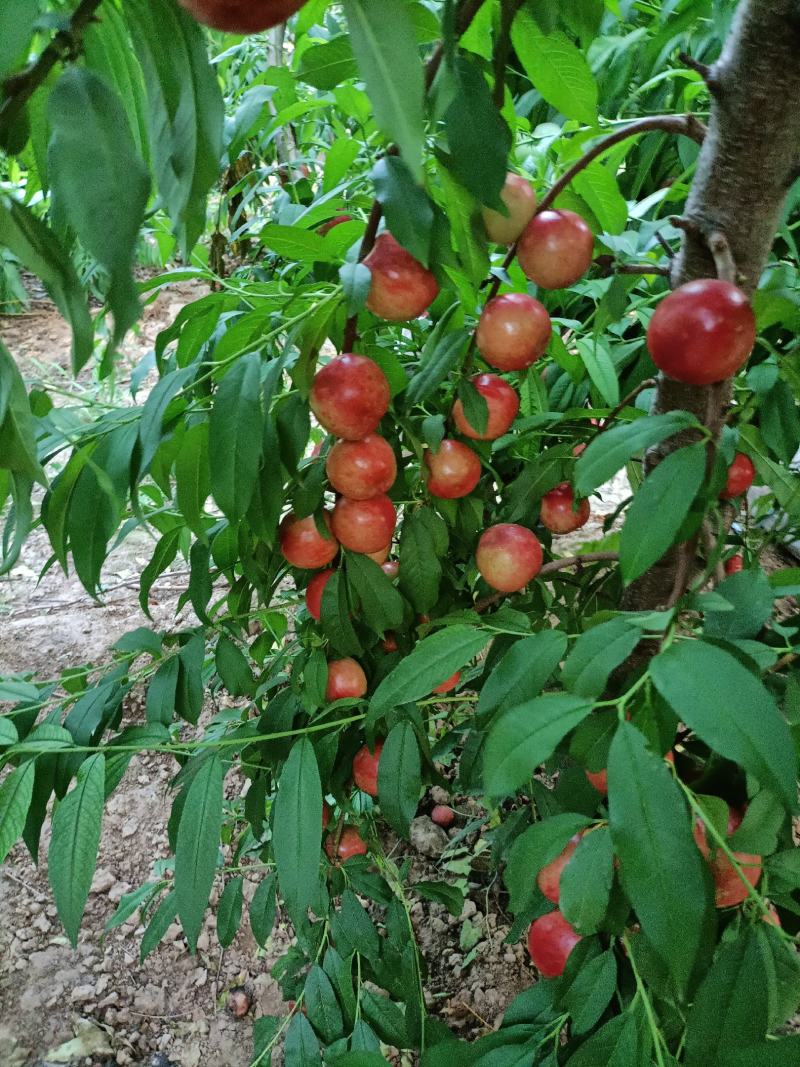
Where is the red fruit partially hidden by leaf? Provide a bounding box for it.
[518,210,594,290]
[353,741,383,797]
[693,809,762,908]
[452,374,520,440]
[382,560,400,579]
[322,802,331,830]
[381,632,399,653]
[318,214,352,235]
[280,512,338,569]
[477,524,543,593]
[326,434,397,500]
[432,671,461,695]
[537,834,583,904]
[178,0,305,33]
[764,905,782,927]
[364,233,439,321]
[431,805,456,829]
[482,172,537,244]
[326,826,368,861]
[331,494,397,553]
[310,354,391,440]
[527,911,582,978]
[425,440,482,499]
[476,293,552,371]
[367,545,391,564]
[326,658,368,702]
[724,554,745,575]
[721,453,756,499]
[646,279,756,385]
[585,768,608,795]
[540,483,590,534]
[306,568,334,621]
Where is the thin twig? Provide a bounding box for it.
[598,379,657,432]
[708,230,737,283]
[656,231,677,260]
[492,0,524,107]
[474,552,620,612]
[537,114,707,215]
[595,255,670,277]
[0,0,104,126]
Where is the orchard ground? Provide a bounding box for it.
[0,283,638,1067]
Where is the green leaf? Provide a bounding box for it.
[330,890,381,963]
[405,328,469,405]
[0,343,44,482]
[484,694,593,800]
[445,57,511,206]
[478,631,567,721]
[273,739,323,925]
[562,618,643,699]
[48,68,150,344]
[576,338,619,407]
[0,760,35,864]
[703,569,776,640]
[511,15,598,125]
[378,721,421,838]
[620,445,706,583]
[563,950,617,1033]
[397,507,447,613]
[175,755,223,951]
[730,1039,800,1067]
[373,156,434,267]
[105,882,163,932]
[369,626,489,718]
[559,827,614,935]
[684,926,770,1066]
[215,637,254,698]
[216,876,244,949]
[113,627,163,657]
[209,353,263,523]
[0,0,37,80]
[573,161,628,235]
[140,889,179,961]
[346,554,404,634]
[48,754,105,946]
[504,814,592,914]
[175,422,210,539]
[608,723,711,996]
[650,641,798,810]
[305,964,345,1044]
[284,1013,321,1066]
[574,412,699,497]
[360,990,408,1047]
[139,527,181,617]
[340,261,373,316]
[413,880,465,917]
[296,36,358,90]
[145,657,179,726]
[0,199,93,372]
[565,1012,642,1067]
[261,224,332,263]
[124,0,224,252]
[250,872,277,948]
[343,0,425,180]
[729,790,785,854]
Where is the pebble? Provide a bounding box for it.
[90,869,116,894]
[409,816,449,858]
[70,984,96,1004]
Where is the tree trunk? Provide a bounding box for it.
[623,0,800,612]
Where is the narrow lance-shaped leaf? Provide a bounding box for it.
[48,68,150,344]
[209,353,264,523]
[378,721,421,838]
[0,760,36,864]
[608,722,712,997]
[48,754,106,946]
[174,754,224,951]
[272,739,323,926]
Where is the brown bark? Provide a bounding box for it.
[623,0,800,612]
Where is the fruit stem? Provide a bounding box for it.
[474,552,620,612]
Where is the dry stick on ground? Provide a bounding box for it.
[0,0,104,126]
[474,552,620,612]
[623,0,800,615]
[341,0,488,352]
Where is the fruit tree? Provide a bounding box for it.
[2,0,800,1064]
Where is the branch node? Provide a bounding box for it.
[707,230,738,284]
[678,52,722,95]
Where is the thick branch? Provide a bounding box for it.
[0,0,104,126]
[624,0,800,613]
[536,115,707,215]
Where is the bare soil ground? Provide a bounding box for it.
[0,288,630,1067]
